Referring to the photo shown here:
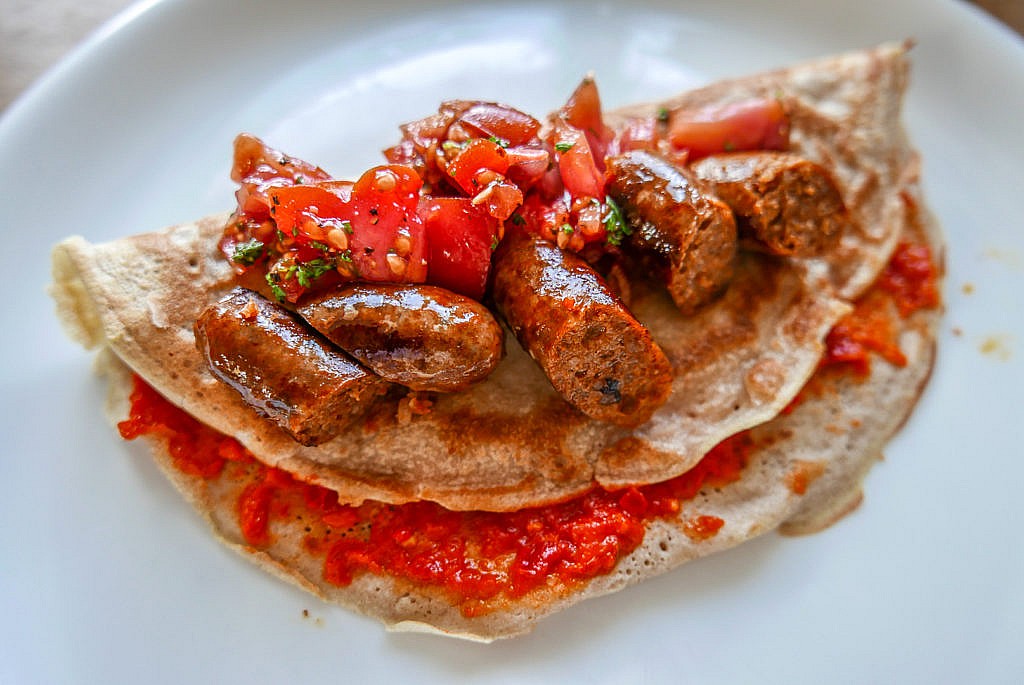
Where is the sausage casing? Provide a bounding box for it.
[690,151,847,256]
[195,287,388,446]
[491,230,673,428]
[606,150,738,315]
[298,284,503,393]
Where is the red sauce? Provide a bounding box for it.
[118,377,748,615]
[117,381,248,478]
[684,515,726,541]
[823,241,940,376]
[116,239,937,611]
[878,241,941,317]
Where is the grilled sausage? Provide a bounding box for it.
[298,284,503,393]
[690,151,847,256]
[492,230,673,428]
[606,150,738,315]
[195,287,389,446]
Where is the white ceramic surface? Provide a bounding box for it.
[2,0,1022,682]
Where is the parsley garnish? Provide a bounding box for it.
[554,141,574,153]
[265,272,287,302]
[231,238,265,265]
[340,219,354,235]
[603,197,631,246]
[490,234,500,251]
[510,213,526,226]
[487,135,510,148]
[293,258,335,288]
[560,223,574,234]
[656,107,670,123]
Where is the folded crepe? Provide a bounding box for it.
[53,42,914,512]
[51,42,943,640]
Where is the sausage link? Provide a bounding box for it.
[690,151,847,256]
[195,287,389,446]
[606,150,738,315]
[298,284,503,393]
[491,230,672,428]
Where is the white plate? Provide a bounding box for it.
[3,0,1022,682]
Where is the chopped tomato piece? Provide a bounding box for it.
[667,98,789,160]
[265,165,428,296]
[347,165,428,283]
[559,77,614,164]
[503,145,549,190]
[231,133,332,222]
[447,138,511,195]
[553,124,605,200]
[612,116,660,154]
[457,103,541,147]
[419,197,499,300]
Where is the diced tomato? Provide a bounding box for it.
[553,124,605,200]
[231,133,332,223]
[612,116,660,154]
[419,197,499,300]
[447,138,511,195]
[268,183,350,244]
[667,98,789,160]
[347,165,428,283]
[268,165,428,290]
[457,103,541,147]
[503,144,549,190]
[514,193,570,243]
[559,77,614,164]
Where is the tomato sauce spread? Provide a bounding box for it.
[118,377,749,615]
[823,240,940,375]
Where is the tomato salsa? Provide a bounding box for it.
[118,378,746,615]
[219,80,790,304]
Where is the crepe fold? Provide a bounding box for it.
[51,42,942,640]
[51,44,915,513]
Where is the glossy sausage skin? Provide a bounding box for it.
[195,287,389,446]
[606,150,738,315]
[298,284,503,393]
[690,151,847,256]
[491,230,673,428]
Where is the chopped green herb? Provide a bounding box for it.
[487,135,510,148]
[559,223,574,234]
[554,141,574,153]
[309,240,331,253]
[337,250,353,263]
[294,258,335,288]
[510,213,526,226]
[490,234,500,251]
[603,197,631,246]
[340,219,354,235]
[656,107,670,123]
[265,273,287,302]
[294,175,305,185]
[442,140,467,154]
[231,238,265,265]
[276,229,287,243]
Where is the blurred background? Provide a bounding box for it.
[2,0,1022,111]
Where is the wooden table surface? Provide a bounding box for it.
[1,0,1022,112]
